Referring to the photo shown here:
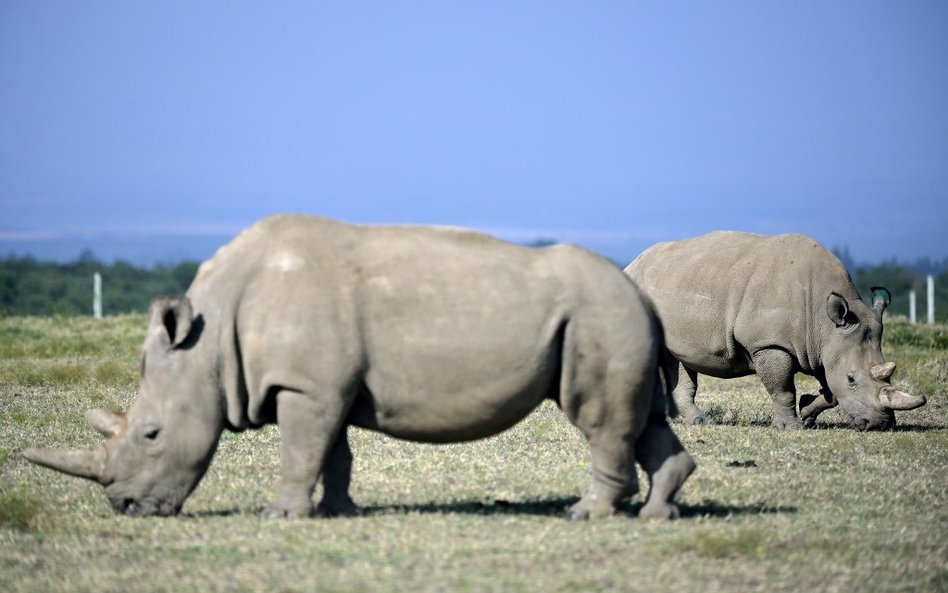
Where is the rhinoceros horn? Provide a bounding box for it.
[870,286,891,316]
[879,388,926,411]
[85,408,126,438]
[870,362,897,382]
[870,362,926,410]
[21,444,106,482]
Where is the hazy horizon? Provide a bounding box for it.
[2,223,945,271]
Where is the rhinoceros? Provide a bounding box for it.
[23,214,695,519]
[624,231,926,430]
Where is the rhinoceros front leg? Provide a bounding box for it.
[799,380,838,428]
[315,426,358,517]
[751,348,803,429]
[265,389,349,518]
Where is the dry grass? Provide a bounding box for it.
[1,315,946,593]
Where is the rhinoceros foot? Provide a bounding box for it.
[314,495,359,518]
[770,413,804,430]
[262,499,315,519]
[639,501,681,520]
[565,496,617,520]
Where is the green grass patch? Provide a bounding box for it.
[0,488,47,532]
[8,405,57,429]
[677,526,768,559]
[883,316,948,350]
[94,359,137,385]
[0,314,145,360]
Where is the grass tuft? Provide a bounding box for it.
[681,527,769,559]
[0,488,46,532]
[94,359,137,385]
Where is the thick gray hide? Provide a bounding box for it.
[23,214,694,519]
[625,231,925,430]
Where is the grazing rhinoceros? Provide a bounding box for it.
[624,231,926,430]
[23,214,695,519]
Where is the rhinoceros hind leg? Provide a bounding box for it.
[663,356,706,425]
[315,427,359,517]
[636,413,696,520]
[752,349,803,429]
[566,460,637,520]
[263,501,315,519]
[563,388,641,520]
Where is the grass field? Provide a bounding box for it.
[1,314,946,593]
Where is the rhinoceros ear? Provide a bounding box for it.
[150,297,194,349]
[870,286,891,317]
[826,293,850,327]
[86,408,127,438]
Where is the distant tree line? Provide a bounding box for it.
[0,250,198,316]
[853,264,948,323]
[1,248,946,321]
[833,247,948,323]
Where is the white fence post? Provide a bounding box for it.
[909,290,917,324]
[927,275,935,325]
[93,272,102,319]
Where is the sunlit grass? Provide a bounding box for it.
[0,314,945,593]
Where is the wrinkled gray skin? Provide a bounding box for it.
[23,214,695,519]
[625,231,926,430]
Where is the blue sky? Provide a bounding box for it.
[1,1,946,265]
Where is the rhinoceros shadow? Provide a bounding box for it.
[801,421,945,432]
[186,498,795,520]
[684,415,945,432]
[313,499,794,519]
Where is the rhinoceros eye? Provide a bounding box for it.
[847,373,856,385]
[144,428,160,441]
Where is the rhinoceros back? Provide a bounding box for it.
[625,231,859,377]
[186,214,660,438]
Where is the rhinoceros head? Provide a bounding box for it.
[822,287,925,430]
[23,297,224,516]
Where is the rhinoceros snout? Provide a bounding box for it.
[850,414,895,431]
[110,496,181,517]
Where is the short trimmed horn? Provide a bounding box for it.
[879,389,927,411]
[21,445,106,482]
[86,409,126,438]
[870,362,897,382]
[870,286,891,316]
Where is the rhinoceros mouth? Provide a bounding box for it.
[110,495,182,517]
[837,396,896,431]
[845,411,895,431]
